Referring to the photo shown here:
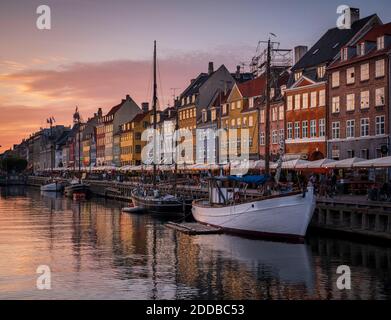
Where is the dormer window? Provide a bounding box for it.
[377,36,385,50]
[357,43,365,56]
[317,65,326,78]
[341,48,348,61]
[202,110,207,122]
[294,71,302,81]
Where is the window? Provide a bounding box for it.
[294,122,300,139]
[222,104,227,115]
[360,91,369,109]
[346,120,355,138]
[347,150,355,158]
[294,94,301,110]
[287,123,293,139]
[287,96,293,110]
[332,96,340,113]
[231,102,235,110]
[319,89,326,107]
[357,43,365,56]
[202,110,207,122]
[236,117,241,127]
[272,107,277,121]
[310,120,316,137]
[249,116,253,127]
[294,71,302,81]
[179,112,183,120]
[260,110,265,124]
[231,119,235,128]
[360,118,369,137]
[361,149,369,159]
[279,129,284,141]
[236,100,241,109]
[310,91,317,108]
[341,47,348,61]
[317,65,326,78]
[375,87,385,106]
[278,105,284,120]
[346,93,355,111]
[376,116,385,135]
[302,93,308,109]
[302,120,308,138]
[249,97,254,109]
[260,132,265,145]
[319,119,325,137]
[360,63,369,81]
[346,67,355,84]
[272,130,278,144]
[242,116,247,127]
[332,122,340,139]
[375,59,385,78]
[377,36,385,50]
[332,71,340,88]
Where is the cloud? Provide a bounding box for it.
[0,47,254,151]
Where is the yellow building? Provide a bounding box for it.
[120,112,150,166]
[222,76,265,160]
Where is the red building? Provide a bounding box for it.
[327,22,391,160]
[285,12,380,160]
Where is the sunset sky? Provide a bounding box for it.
[1,0,391,152]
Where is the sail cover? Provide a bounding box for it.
[228,175,269,185]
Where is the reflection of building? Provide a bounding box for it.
[285,12,380,160]
[327,23,391,160]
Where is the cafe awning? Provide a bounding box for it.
[296,158,336,169]
[324,157,366,169]
[352,156,391,168]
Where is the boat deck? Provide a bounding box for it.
[165,222,222,235]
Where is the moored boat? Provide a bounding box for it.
[40,181,63,192]
[192,177,316,241]
[131,188,186,214]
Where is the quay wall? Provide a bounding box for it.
[24,176,391,241]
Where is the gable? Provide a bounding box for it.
[227,84,242,103]
[290,75,316,89]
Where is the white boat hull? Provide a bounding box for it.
[40,182,62,192]
[192,187,316,240]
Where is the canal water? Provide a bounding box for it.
[0,186,390,300]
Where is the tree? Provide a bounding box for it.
[0,157,28,173]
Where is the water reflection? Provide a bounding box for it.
[0,186,390,300]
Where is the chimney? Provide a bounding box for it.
[208,62,214,75]
[190,78,196,84]
[97,108,102,117]
[350,8,360,25]
[126,94,131,100]
[294,46,308,64]
[235,65,241,79]
[142,102,149,113]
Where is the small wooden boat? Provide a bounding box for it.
[64,179,90,198]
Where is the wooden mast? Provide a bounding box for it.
[152,40,157,187]
[264,39,271,176]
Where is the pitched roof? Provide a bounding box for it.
[237,74,266,98]
[361,22,391,42]
[329,22,391,70]
[180,73,209,98]
[106,102,122,117]
[292,14,377,71]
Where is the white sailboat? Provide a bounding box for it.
[192,183,315,241]
[192,39,316,241]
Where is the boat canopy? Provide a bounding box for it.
[228,175,269,185]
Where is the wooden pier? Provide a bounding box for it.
[165,222,222,235]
